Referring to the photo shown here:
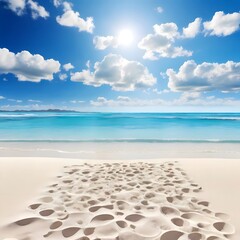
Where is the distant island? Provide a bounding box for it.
[0,109,78,112]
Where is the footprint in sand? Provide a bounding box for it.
[62,227,80,237]
[1,161,235,240]
[15,218,39,226]
[160,230,184,240]
[213,221,235,234]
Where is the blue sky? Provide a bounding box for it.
[0,0,239,111]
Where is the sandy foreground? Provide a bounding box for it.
[0,143,240,239]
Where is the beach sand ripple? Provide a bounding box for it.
[1,161,235,240]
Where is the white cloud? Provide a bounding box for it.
[0,96,5,100]
[182,18,202,38]
[28,0,49,19]
[154,23,180,39]
[70,100,85,104]
[117,96,131,102]
[90,95,240,108]
[2,0,49,19]
[138,23,192,60]
[90,96,165,107]
[0,48,60,82]
[59,73,67,80]
[153,88,170,95]
[62,1,71,11]
[93,36,118,50]
[90,97,107,106]
[56,1,94,33]
[86,60,90,68]
[176,95,240,107]
[204,11,240,36]
[53,0,61,7]
[71,54,156,91]
[179,92,201,101]
[63,63,74,71]
[28,99,41,103]
[167,60,240,92]
[8,98,23,103]
[2,0,26,15]
[156,6,163,13]
[71,69,93,84]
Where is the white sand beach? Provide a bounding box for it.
[0,142,239,240]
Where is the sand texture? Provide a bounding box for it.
[0,161,235,240]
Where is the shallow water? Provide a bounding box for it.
[0,112,240,141]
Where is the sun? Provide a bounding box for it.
[118,29,134,46]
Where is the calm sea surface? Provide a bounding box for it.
[0,112,240,142]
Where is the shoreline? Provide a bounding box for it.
[1,142,240,159]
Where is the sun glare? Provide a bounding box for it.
[118,29,134,46]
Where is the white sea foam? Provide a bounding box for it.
[0,114,36,118]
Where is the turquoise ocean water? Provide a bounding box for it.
[0,112,240,142]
